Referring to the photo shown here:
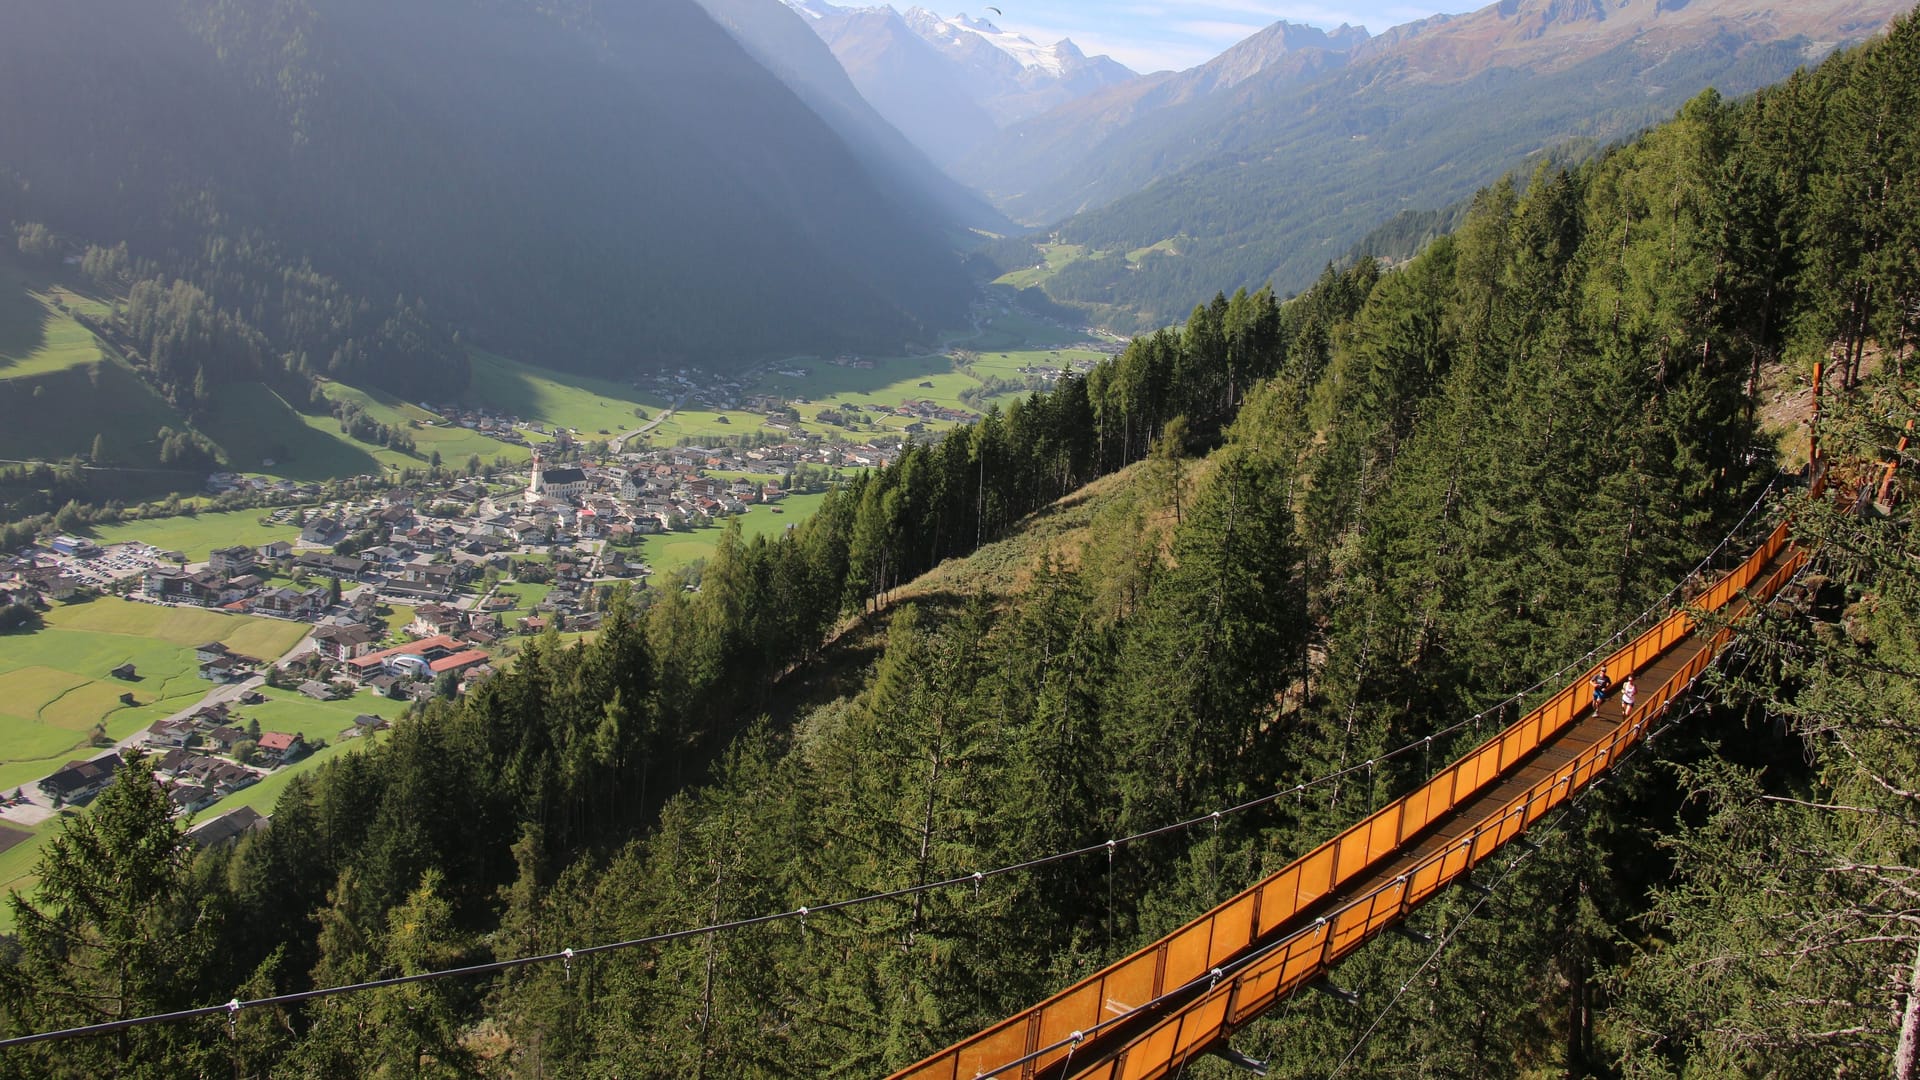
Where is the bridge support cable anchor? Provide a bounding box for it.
[1309,979,1361,1006]
[1460,878,1495,898]
[1390,923,1433,945]
[1208,1043,1270,1075]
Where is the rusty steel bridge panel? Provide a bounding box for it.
[887,520,1802,1080]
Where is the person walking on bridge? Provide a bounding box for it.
[1621,675,1636,717]
[1592,670,1612,711]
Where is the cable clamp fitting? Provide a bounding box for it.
[562,947,574,981]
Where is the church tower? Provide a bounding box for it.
[528,448,543,498]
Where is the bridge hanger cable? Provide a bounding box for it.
[0,477,1793,1052]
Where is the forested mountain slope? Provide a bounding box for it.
[2,11,1917,1077]
[0,0,973,388]
[983,0,1907,334]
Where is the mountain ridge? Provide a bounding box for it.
[966,0,1908,330]
[781,0,1137,164]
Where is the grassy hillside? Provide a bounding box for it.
[0,259,113,380]
[465,350,669,435]
[0,252,531,516]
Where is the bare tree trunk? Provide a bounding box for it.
[1893,939,1920,1080]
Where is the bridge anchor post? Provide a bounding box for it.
[1309,979,1361,1006]
[1391,923,1433,945]
[1208,1044,1269,1075]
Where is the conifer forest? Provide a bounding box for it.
[3,11,1920,1079]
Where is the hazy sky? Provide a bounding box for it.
[974,1,1463,73]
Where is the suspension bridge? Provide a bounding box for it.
[886,515,1807,1080]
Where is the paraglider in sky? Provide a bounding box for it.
[986,6,1001,14]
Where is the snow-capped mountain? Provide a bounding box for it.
[900,8,1136,123]
[779,0,1136,164]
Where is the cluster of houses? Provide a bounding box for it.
[33,747,269,847]
[0,555,81,605]
[34,696,358,821]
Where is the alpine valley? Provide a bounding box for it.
[2,1,1919,1078]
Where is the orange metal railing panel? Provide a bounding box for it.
[888,520,1799,1080]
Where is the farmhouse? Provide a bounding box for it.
[39,754,121,804]
[188,806,268,849]
[256,731,306,765]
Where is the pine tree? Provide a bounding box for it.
[0,755,223,1078]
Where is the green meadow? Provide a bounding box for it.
[236,686,408,744]
[465,305,1097,451]
[200,382,384,479]
[991,242,1092,290]
[0,263,113,382]
[0,602,308,793]
[0,639,398,926]
[485,582,551,625]
[0,352,185,470]
[635,492,830,576]
[87,508,302,562]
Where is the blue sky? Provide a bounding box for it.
[976,1,1464,73]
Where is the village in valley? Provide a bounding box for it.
[0,299,1117,894]
[0,440,868,843]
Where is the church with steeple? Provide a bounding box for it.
[526,449,589,502]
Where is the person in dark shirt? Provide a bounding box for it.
[1591,670,1612,711]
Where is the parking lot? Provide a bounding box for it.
[39,541,173,589]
